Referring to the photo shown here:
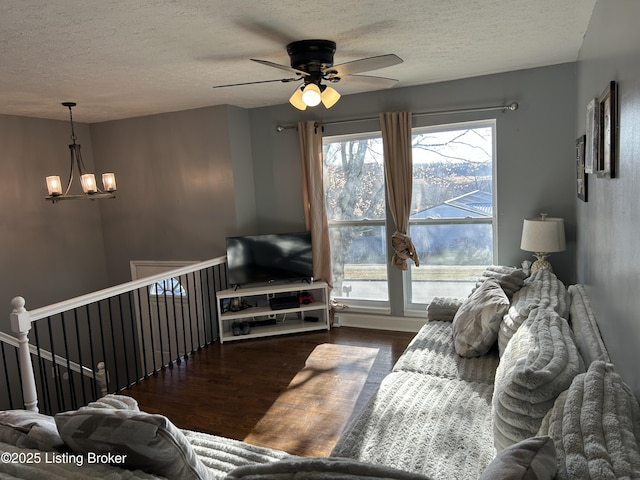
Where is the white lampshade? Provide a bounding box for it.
[301,83,322,107]
[520,215,566,253]
[321,85,341,108]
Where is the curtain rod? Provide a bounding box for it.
[274,101,518,132]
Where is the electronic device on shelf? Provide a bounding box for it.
[226,232,313,288]
[269,295,300,310]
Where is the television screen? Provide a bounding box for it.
[226,232,313,287]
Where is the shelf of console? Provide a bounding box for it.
[219,317,328,343]
[219,302,326,322]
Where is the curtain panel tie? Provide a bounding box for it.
[391,231,420,270]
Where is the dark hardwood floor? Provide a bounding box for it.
[125,327,415,457]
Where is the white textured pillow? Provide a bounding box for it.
[492,308,584,451]
[55,407,211,480]
[479,436,557,480]
[0,410,64,451]
[498,268,569,356]
[538,361,640,480]
[452,278,510,357]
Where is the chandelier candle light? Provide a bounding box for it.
[45,102,116,203]
[520,213,566,273]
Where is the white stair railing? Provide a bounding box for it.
[5,256,227,413]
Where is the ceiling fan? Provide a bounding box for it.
[212,39,403,110]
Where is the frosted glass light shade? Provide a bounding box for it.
[80,173,97,194]
[301,83,322,107]
[46,176,63,196]
[102,173,117,192]
[321,86,341,108]
[289,87,307,110]
[520,216,566,253]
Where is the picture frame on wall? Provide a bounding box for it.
[585,97,600,174]
[576,135,587,202]
[598,80,617,178]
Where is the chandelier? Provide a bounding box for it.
[45,102,116,203]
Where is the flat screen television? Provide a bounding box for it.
[226,232,313,287]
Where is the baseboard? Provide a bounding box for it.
[334,312,426,333]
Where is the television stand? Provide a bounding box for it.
[216,281,329,343]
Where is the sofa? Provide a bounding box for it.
[1,267,639,479]
[331,267,640,479]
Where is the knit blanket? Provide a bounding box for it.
[538,361,640,479]
[331,371,496,480]
[392,321,499,385]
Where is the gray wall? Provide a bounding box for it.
[0,115,109,324]
[248,63,578,285]
[575,0,640,397]
[91,105,250,285]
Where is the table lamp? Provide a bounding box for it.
[520,213,566,273]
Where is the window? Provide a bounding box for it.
[323,120,495,311]
[323,133,388,304]
[407,121,495,307]
[149,277,187,297]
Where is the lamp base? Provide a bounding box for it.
[530,253,553,274]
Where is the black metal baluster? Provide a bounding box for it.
[32,323,52,414]
[96,300,110,393]
[85,304,98,401]
[127,291,141,384]
[60,312,77,410]
[204,266,215,345]
[178,275,188,359]
[169,281,181,364]
[72,308,87,406]
[154,284,166,370]
[13,348,22,410]
[135,287,149,379]
[106,298,122,392]
[1,342,14,410]
[46,316,63,413]
[146,286,158,374]
[162,285,173,366]
[116,295,132,389]
[184,272,196,354]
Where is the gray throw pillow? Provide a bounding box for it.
[0,410,65,451]
[55,406,211,480]
[480,436,557,480]
[452,278,510,357]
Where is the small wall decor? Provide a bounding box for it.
[598,80,617,178]
[585,97,600,174]
[576,135,587,202]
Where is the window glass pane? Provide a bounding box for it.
[149,277,187,297]
[323,136,386,221]
[408,123,495,304]
[323,134,388,303]
[329,224,388,301]
[408,222,492,303]
[411,126,493,217]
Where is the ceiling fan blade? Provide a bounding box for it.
[251,58,309,77]
[338,74,399,88]
[213,77,301,88]
[326,54,403,77]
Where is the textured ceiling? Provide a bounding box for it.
[0,0,595,123]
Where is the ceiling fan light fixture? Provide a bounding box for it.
[301,83,322,107]
[320,85,341,108]
[289,86,307,110]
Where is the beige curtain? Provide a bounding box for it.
[380,112,420,270]
[299,121,332,287]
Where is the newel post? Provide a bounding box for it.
[10,297,38,412]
